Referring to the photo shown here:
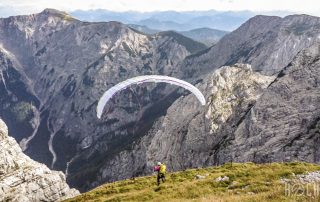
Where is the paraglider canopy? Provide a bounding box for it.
[96,75,206,119]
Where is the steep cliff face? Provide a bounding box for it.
[220,43,320,164]
[0,9,206,191]
[183,15,320,78]
[0,118,79,202]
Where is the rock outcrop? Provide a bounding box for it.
[281,171,320,184]
[0,118,79,202]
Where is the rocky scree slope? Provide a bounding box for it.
[0,9,206,191]
[0,118,79,202]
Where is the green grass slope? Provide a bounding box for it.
[65,162,320,202]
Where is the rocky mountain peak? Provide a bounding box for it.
[237,15,281,35]
[36,8,78,25]
[0,118,79,201]
[40,8,70,16]
[1,8,76,28]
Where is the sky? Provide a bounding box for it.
[0,0,320,17]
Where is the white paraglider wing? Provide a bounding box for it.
[96,75,206,119]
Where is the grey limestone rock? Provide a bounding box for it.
[0,118,79,202]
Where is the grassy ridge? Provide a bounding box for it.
[65,162,320,202]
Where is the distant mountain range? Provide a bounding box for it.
[180,28,228,47]
[70,9,256,31]
[128,24,159,34]
[128,25,229,47]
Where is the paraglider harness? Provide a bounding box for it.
[154,163,166,185]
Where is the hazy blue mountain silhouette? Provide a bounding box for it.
[70,9,255,31]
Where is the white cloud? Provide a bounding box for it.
[0,0,320,17]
